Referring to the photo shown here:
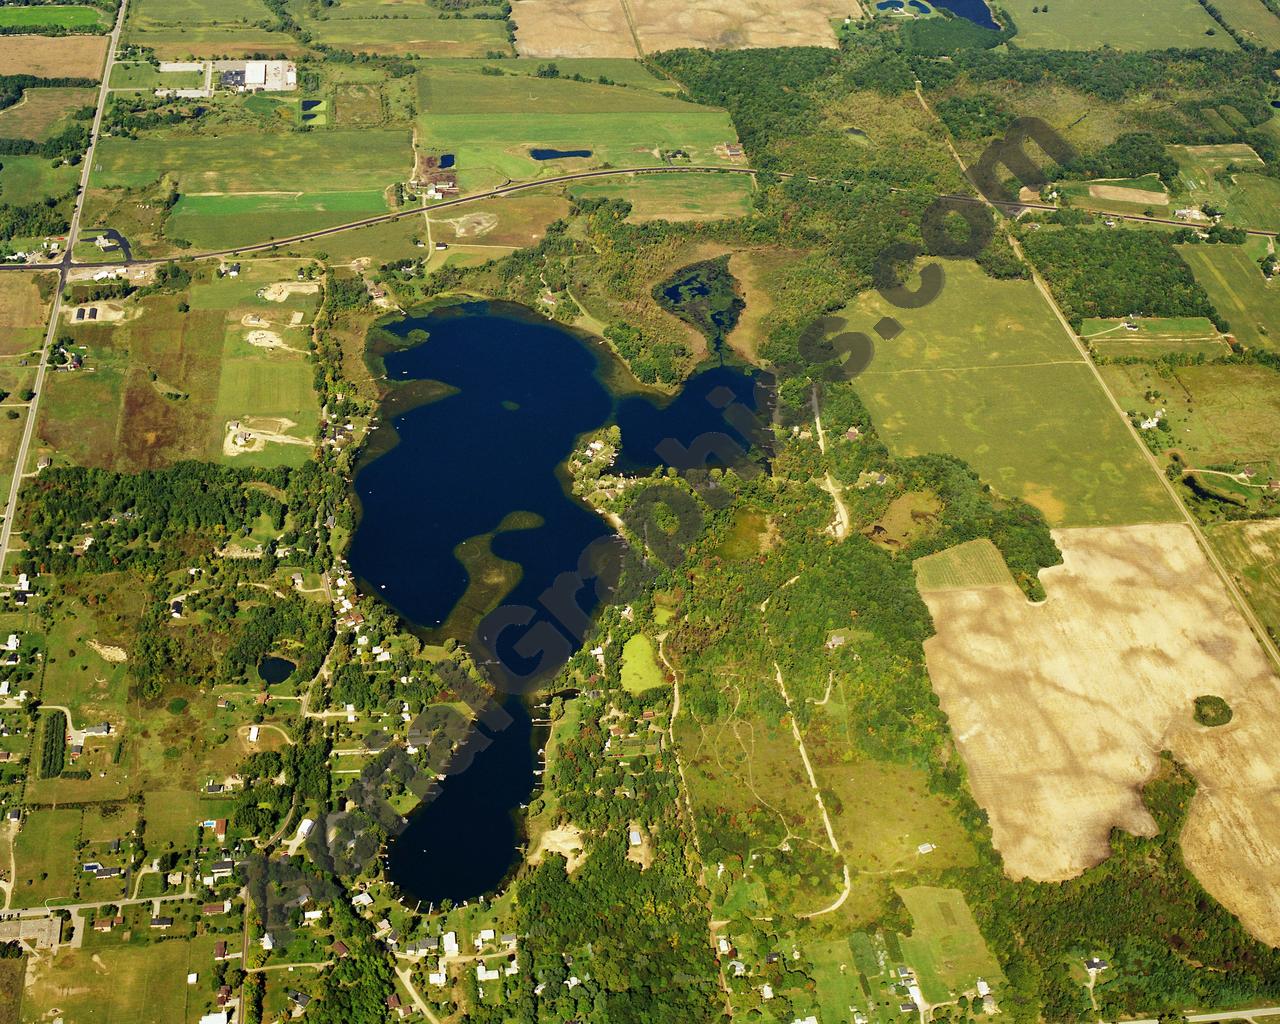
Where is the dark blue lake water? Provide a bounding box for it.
[351,300,763,905]
[529,147,592,161]
[931,0,999,28]
[258,656,295,684]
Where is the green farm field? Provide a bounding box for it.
[166,189,391,250]
[91,128,409,193]
[108,61,205,90]
[914,539,1016,591]
[1001,0,1235,49]
[301,12,510,55]
[0,5,106,30]
[1083,316,1227,359]
[427,57,680,93]
[417,70,738,191]
[123,0,299,56]
[1180,243,1280,351]
[1206,518,1280,639]
[1211,0,1280,47]
[842,261,1175,527]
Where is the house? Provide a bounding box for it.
[84,722,111,736]
[477,964,501,983]
[729,959,747,977]
[198,1014,229,1024]
[476,928,495,946]
[628,828,642,846]
[900,1004,919,1013]
[216,985,232,1006]
[762,983,774,1000]
[332,940,349,958]
[435,242,448,251]
[977,979,992,996]
[1084,958,1110,972]
[150,916,174,929]
[203,902,227,916]
[428,970,447,986]
[93,916,115,932]
[261,932,274,951]
[288,991,312,1008]
[205,783,225,794]
[442,931,459,956]
[351,891,374,908]
[247,726,260,743]
[213,819,227,841]
[214,941,228,959]
[210,858,235,878]
[94,866,122,879]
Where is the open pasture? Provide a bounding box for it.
[429,57,679,93]
[914,538,1016,591]
[920,522,1280,946]
[166,190,392,250]
[0,273,53,357]
[124,0,298,57]
[11,809,80,909]
[1083,315,1227,359]
[1211,0,1280,47]
[428,190,569,248]
[843,261,1175,527]
[21,934,227,1024]
[0,34,107,76]
[0,155,79,206]
[568,171,754,222]
[1179,243,1279,352]
[0,87,96,141]
[999,0,1234,49]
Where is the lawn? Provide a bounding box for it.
[21,933,227,1024]
[620,634,665,694]
[841,261,1175,527]
[1206,519,1280,640]
[108,61,205,90]
[897,886,1003,1003]
[1001,0,1235,49]
[1210,0,1280,47]
[0,5,106,29]
[11,808,81,909]
[1179,243,1280,352]
[416,69,738,192]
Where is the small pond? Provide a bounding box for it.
[258,656,296,685]
[439,153,455,168]
[877,0,904,8]
[300,98,321,111]
[529,147,592,161]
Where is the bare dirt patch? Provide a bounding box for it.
[530,824,586,872]
[223,416,312,457]
[921,523,1280,944]
[513,0,855,56]
[0,35,108,77]
[1088,183,1169,205]
[261,281,321,303]
[245,328,302,353]
[86,639,127,663]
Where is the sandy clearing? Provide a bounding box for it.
[261,281,320,302]
[86,639,127,663]
[530,824,586,872]
[921,523,1280,944]
[1088,183,1169,205]
[223,417,312,457]
[432,212,500,238]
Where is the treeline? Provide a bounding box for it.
[1059,133,1180,185]
[1020,227,1223,329]
[0,193,73,242]
[0,74,97,113]
[38,710,66,778]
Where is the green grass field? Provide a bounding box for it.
[0,5,106,29]
[620,634,665,694]
[1206,519,1280,639]
[416,70,738,192]
[898,886,1003,1003]
[0,272,53,357]
[21,933,227,1024]
[1224,174,1280,233]
[1210,0,1280,47]
[1179,243,1279,351]
[427,58,680,93]
[914,539,1016,591]
[1002,0,1235,49]
[568,172,754,222]
[0,155,79,206]
[166,189,391,249]
[1083,315,1227,359]
[108,61,205,90]
[11,808,81,908]
[841,261,1175,527]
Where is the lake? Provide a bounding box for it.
[930,0,999,28]
[529,147,592,161]
[351,300,765,905]
[258,656,295,685]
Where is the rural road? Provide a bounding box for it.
[1107,1009,1280,1024]
[0,0,129,577]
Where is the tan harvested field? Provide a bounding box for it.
[0,34,107,77]
[428,192,569,248]
[921,524,1280,945]
[512,0,855,56]
[1088,183,1169,205]
[0,86,97,141]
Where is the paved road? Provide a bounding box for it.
[1109,1009,1280,1024]
[0,0,129,577]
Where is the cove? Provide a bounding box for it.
[350,300,764,906]
[929,0,999,29]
